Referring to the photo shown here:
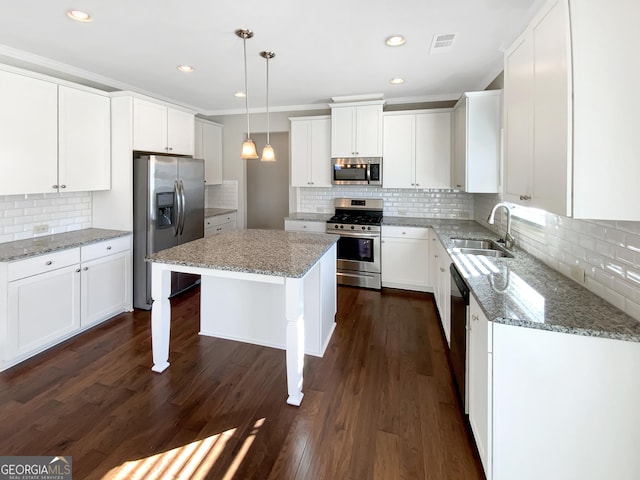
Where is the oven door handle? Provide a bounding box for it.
[328,231,380,239]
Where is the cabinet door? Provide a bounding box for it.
[133,98,167,152]
[451,100,467,190]
[290,120,312,186]
[197,121,223,185]
[382,114,415,188]
[355,104,382,157]
[531,0,570,216]
[468,296,492,477]
[381,236,430,290]
[331,107,355,157]
[309,118,332,187]
[58,86,111,192]
[415,112,451,189]
[7,265,81,359]
[504,34,534,205]
[0,70,58,195]
[167,108,195,155]
[81,251,132,328]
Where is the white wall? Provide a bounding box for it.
[475,193,640,322]
[0,192,91,244]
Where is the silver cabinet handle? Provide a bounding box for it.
[471,314,479,321]
[76,268,81,273]
[434,254,439,258]
[106,246,112,250]
[456,184,462,188]
[83,267,89,271]
[45,260,53,266]
[440,267,445,272]
[60,185,66,189]
[520,195,531,200]
[52,185,58,189]
[415,183,420,187]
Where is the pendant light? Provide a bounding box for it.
[260,51,276,162]
[236,29,258,159]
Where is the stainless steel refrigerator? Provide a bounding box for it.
[133,154,204,310]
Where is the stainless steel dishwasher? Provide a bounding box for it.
[450,263,470,414]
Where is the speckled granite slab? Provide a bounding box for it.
[0,229,131,262]
[204,208,236,218]
[428,220,640,342]
[147,229,338,278]
[285,213,332,222]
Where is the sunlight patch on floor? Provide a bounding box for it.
[102,418,265,480]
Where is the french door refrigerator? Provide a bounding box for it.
[133,154,204,310]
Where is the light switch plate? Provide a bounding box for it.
[33,224,49,234]
[570,265,585,284]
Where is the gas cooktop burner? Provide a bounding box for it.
[327,213,383,226]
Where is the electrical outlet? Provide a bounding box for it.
[570,265,585,284]
[33,224,49,235]
[316,206,325,212]
[398,209,408,216]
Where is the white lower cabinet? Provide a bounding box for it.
[468,295,492,477]
[431,235,452,344]
[1,235,132,371]
[465,294,640,480]
[381,226,430,291]
[284,219,326,233]
[8,262,81,360]
[205,212,237,236]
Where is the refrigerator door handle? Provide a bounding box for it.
[174,180,181,237]
[179,180,187,235]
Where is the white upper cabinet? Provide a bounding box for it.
[330,102,383,158]
[58,85,111,192]
[195,119,223,185]
[133,98,194,155]
[0,69,58,195]
[383,110,451,189]
[452,91,501,193]
[0,68,111,196]
[290,116,332,187]
[504,0,640,220]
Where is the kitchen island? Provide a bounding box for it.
[146,229,338,406]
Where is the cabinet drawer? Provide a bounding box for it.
[205,212,237,229]
[8,248,80,282]
[284,220,326,233]
[81,235,131,262]
[382,225,430,240]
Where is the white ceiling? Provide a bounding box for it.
[0,0,544,115]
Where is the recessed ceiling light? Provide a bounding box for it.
[234,91,246,98]
[390,77,405,85]
[177,65,194,73]
[67,10,92,22]
[386,35,405,47]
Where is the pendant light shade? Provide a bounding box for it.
[236,28,259,159]
[260,50,276,162]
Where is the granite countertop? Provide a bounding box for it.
[0,229,131,262]
[427,220,640,343]
[147,229,338,278]
[205,208,236,218]
[285,212,332,222]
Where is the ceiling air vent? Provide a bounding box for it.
[430,33,456,53]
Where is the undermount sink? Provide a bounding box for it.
[450,238,514,258]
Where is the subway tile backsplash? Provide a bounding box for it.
[205,180,238,209]
[297,186,474,219]
[0,192,92,244]
[475,193,640,322]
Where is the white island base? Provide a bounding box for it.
[150,243,336,407]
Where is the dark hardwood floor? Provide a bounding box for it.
[0,286,483,480]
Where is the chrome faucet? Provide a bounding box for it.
[487,202,515,250]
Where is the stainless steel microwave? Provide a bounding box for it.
[332,158,382,186]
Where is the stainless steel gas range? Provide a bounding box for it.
[326,198,383,289]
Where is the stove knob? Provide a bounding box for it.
[367,226,371,230]
[340,225,344,229]
[350,225,355,230]
[334,225,339,229]
[361,226,366,230]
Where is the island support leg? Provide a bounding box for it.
[285,277,305,406]
[151,265,172,373]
